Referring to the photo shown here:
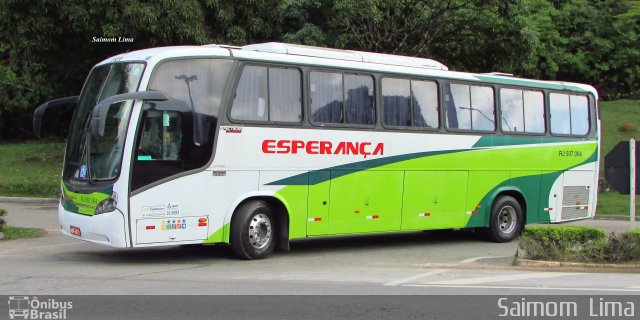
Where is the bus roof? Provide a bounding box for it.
[98,43,598,98]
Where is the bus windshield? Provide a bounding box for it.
[63,63,145,182]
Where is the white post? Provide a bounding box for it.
[631,138,636,229]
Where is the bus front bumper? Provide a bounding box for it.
[58,202,129,247]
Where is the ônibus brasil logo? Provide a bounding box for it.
[262,139,384,159]
[8,296,73,320]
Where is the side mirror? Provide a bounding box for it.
[91,91,170,137]
[33,96,79,138]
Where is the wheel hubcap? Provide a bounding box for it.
[248,213,272,249]
[498,206,517,234]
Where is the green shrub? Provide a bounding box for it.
[519,226,640,263]
[607,229,640,262]
[518,226,607,262]
[0,208,6,232]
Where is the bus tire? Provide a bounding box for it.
[485,195,524,243]
[230,200,276,260]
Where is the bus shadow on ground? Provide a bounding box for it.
[287,230,482,254]
[55,229,484,264]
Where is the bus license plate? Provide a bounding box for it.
[70,226,82,237]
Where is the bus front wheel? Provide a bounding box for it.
[230,200,276,260]
[485,196,524,243]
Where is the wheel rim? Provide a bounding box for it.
[248,213,272,249]
[498,205,517,234]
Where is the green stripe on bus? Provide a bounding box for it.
[472,136,585,148]
[272,145,597,238]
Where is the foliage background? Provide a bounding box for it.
[0,0,639,140]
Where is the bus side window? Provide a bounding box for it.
[310,72,343,123]
[446,83,495,131]
[550,93,588,135]
[231,66,302,123]
[501,89,545,134]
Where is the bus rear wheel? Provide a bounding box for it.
[484,195,524,243]
[230,200,276,260]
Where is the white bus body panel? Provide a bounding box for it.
[58,203,128,247]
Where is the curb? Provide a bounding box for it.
[0,197,58,204]
[516,258,640,271]
[594,215,640,222]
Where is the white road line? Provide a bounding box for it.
[0,242,79,255]
[459,256,509,264]
[405,284,640,293]
[383,269,448,286]
[425,272,579,285]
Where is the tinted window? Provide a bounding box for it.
[149,59,232,118]
[270,68,302,122]
[446,83,495,131]
[524,91,545,133]
[550,93,570,134]
[500,88,524,132]
[500,89,544,133]
[447,84,471,129]
[344,75,374,125]
[570,95,589,135]
[137,111,183,161]
[382,78,411,126]
[310,71,374,125]
[231,66,268,121]
[471,86,495,131]
[231,66,302,122]
[550,93,589,135]
[149,59,233,146]
[383,78,438,128]
[310,72,343,123]
[136,58,233,191]
[412,80,439,128]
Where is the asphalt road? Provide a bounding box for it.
[1,201,639,296]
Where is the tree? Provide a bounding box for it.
[283,0,542,74]
[0,0,210,139]
[551,0,640,99]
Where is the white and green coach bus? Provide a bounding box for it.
[33,42,600,259]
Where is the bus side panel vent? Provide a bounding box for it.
[561,186,590,220]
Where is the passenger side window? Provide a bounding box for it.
[550,93,589,135]
[500,89,545,133]
[382,78,438,128]
[446,83,495,131]
[310,71,375,125]
[231,65,302,123]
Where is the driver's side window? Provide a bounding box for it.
[131,109,184,191]
[137,110,182,161]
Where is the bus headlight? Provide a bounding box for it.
[95,192,118,215]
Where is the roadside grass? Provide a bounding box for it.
[1,226,47,240]
[597,100,640,216]
[597,191,640,217]
[0,140,65,198]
